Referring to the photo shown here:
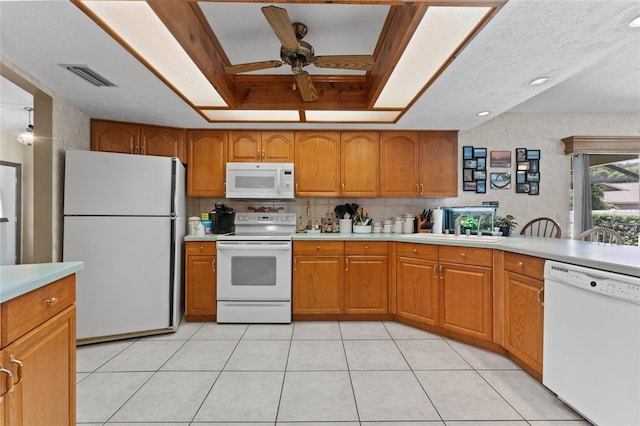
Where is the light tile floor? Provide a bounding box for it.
[76,321,589,425]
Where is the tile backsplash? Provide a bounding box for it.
[187,197,447,224]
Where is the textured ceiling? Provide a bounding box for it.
[1,0,639,134]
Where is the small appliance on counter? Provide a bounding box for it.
[210,202,235,234]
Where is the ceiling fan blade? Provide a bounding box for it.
[313,55,374,71]
[225,60,283,74]
[261,5,299,51]
[294,71,318,102]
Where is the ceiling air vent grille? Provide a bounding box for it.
[60,64,117,87]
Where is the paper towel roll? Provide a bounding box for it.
[431,208,443,234]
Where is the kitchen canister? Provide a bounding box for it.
[403,214,415,233]
[382,219,392,233]
[188,217,201,235]
[339,218,352,234]
[393,217,403,233]
[372,222,382,233]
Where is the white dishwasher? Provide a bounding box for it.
[543,260,640,426]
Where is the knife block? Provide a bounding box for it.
[417,217,432,233]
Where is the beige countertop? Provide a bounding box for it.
[0,261,84,303]
[185,232,639,277]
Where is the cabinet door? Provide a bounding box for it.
[396,256,439,326]
[345,255,388,314]
[293,256,344,314]
[228,130,261,162]
[341,132,379,197]
[294,132,341,196]
[440,263,492,341]
[379,132,419,197]
[185,255,217,320]
[140,125,185,162]
[91,120,139,154]
[187,130,227,197]
[504,271,544,374]
[262,131,294,162]
[419,131,458,197]
[3,306,75,426]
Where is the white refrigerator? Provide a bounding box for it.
[63,150,185,343]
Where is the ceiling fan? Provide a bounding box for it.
[224,5,375,102]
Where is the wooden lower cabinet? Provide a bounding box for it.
[395,243,493,342]
[395,242,439,326]
[185,242,216,321]
[503,252,546,375]
[293,255,344,314]
[293,241,389,316]
[344,242,388,314]
[1,274,77,426]
[440,262,493,341]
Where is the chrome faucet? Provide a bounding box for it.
[454,216,462,236]
[477,216,484,236]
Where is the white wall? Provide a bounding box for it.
[188,112,640,237]
[1,61,90,262]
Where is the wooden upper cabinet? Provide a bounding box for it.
[140,125,185,162]
[187,130,227,197]
[228,131,294,163]
[262,131,294,162]
[419,131,458,197]
[341,132,379,197]
[294,132,341,196]
[228,130,261,162]
[91,120,139,154]
[379,132,420,197]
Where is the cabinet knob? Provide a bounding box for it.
[364,245,369,250]
[316,245,321,250]
[44,297,58,307]
[200,245,204,251]
[413,248,418,254]
[518,261,524,268]
[460,252,466,257]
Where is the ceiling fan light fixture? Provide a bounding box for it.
[17,106,34,146]
[529,76,550,86]
[374,6,492,109]
[80,1,227,107]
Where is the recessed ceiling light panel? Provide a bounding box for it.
[81,1,227,107]
[201,109,300,122]
[305,110,400,123]
[629,15,640,27]
[477,111,490,116]
[374,6,492,109]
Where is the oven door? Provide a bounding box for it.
[216,240,292,300]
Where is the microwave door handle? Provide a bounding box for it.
[276,169,282,194]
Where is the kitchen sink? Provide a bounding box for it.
[403,233,505,243]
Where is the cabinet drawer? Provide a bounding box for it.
[504,252,545,280]
[439,246,493,267]
[186,241,216,255]
[294,241,344,255]
[345,241,388,255]
[2,274,75,347]
[396,242,438,260]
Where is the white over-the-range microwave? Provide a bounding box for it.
[225,162,295,199]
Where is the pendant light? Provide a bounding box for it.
[17,107,34,146]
